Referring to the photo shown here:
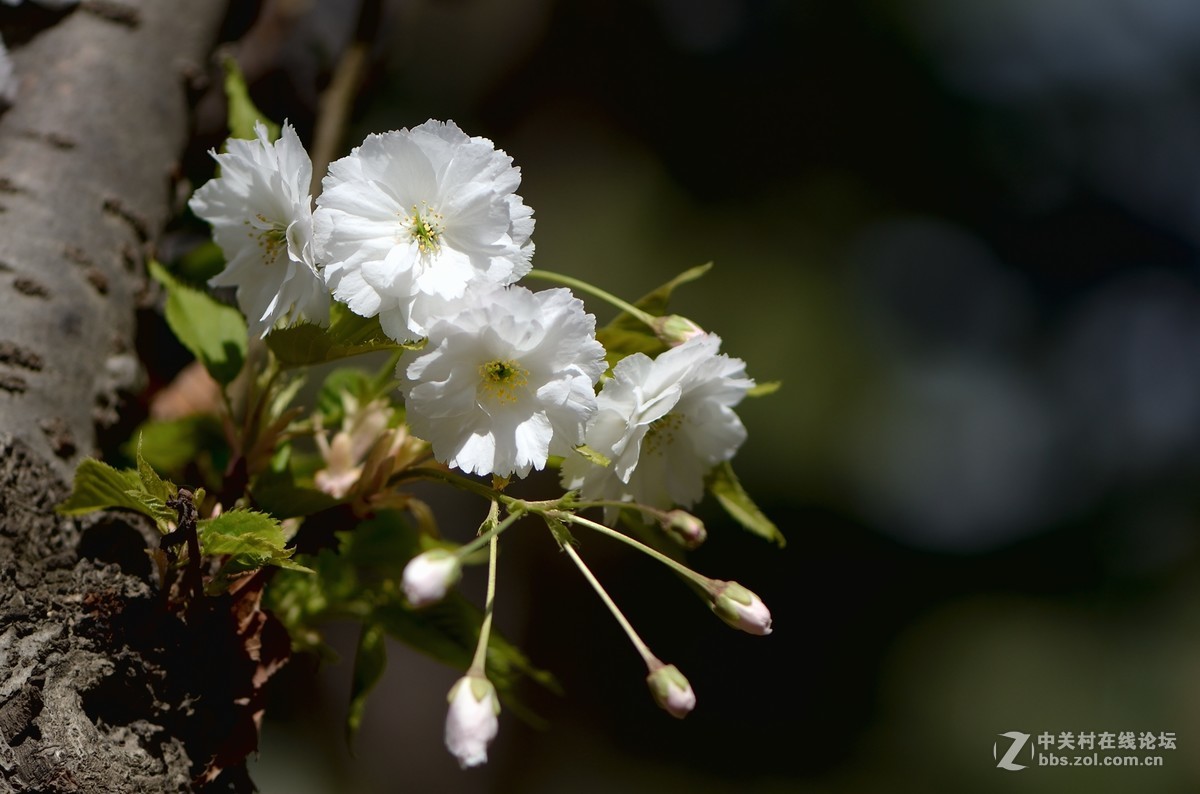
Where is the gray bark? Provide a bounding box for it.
[0,2,243,791]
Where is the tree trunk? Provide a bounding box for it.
[0,2,244,791]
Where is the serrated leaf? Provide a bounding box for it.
[199,508,309,572]
[346,623,387,747]
[707,461,785,547]
[222,56,279,142]
[746,380,782,398]
[265,303,414,368]
[150,260,247,385]
[58,458,154,519]
[136,437,174,506]
[596,262,713,367]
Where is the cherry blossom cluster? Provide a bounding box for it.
[190,118,772,769]
[190,119,753,506]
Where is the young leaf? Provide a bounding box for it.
[707,461,785,547]
[149,260,247,385]
[58,458,155,519]
[265,303,414,368]
[222,56,280,142]
[198,508,310,572]
[135,437,174,507]
[596,262,712,366]
[346,623,387,747]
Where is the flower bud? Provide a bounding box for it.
[710,580,773,635]
[401,549,461,607]
[444,675,500,768]
[646,663,696,719]
[652,314,705,347]
[659,509,706,549]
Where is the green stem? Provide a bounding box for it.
[457,501,524,559]
[561,541,656,668]
[468,530,500,675]
[567,498,672,523]
[526,269,656,327]
[558,512,713,592]
[390,466,504,503]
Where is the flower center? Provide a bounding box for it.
[401,203,445,254]
[478,359,528,404]
[643,413,683,455]
[246,214,288,265]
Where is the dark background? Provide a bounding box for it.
[199,1,1200,791]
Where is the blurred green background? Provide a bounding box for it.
[183,0,1200,790]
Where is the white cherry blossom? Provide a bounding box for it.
[398,286,605,479]
[315,119,534,342]
[561,333,752,517]
[188,121,328,337]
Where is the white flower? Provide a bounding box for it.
[561,333,752,517]
[398,286,605,479]
[646,663,696,719]
[401,549,461,607]
[188,121,329,337]
[711,580,773,636]
[315,119,534,342]
[445,675,500,768]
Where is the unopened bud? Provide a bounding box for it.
[646,663,696,719]
[652,314,705,347]
[401,549,461,608]
[445,675,500,768]
[710,580,773,635]
[659,509,706,549]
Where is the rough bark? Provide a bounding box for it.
[0,2,243,791]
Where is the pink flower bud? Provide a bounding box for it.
[652,314,706,347]
[711,580,773,635]
[659,509,706,549]
[646,663,696,719]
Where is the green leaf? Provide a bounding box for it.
[199,509,310,573]
[150,260,247,385]
[222,56,279,142]
[596,262,712,367]
[135,437,174,507]
[346,623,387,747]
[373,596,559,702]
[707,461,785,547]
[58,458,155,519]
[746,380,782,398]
[250,466,341,519]
[265,303,415,368]
[174,240,226,284]
[335,511,422,575]
[123,415,227,482]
